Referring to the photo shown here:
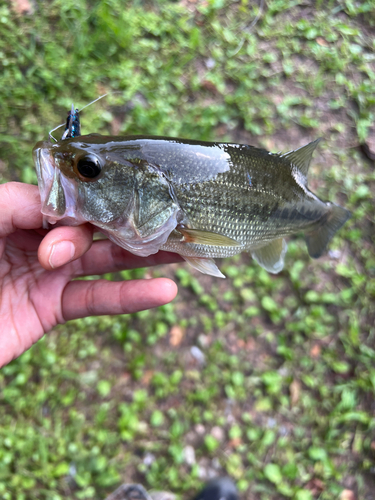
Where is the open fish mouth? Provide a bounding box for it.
[33,142,84,228]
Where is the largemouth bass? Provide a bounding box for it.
[33,134,351,277]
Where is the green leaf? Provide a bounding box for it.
[295,490,313,500]
[336,24,359,36]
[308,447,327,461]
[204,435,220,452]
[53,462,70,477]
[264,463,282,484]
[304,290,320,303]
[97,380,111,397]
[261,296,278,312]
[150,410,165,427]
[331,361,350,374]
[229,425,242,439]
[357,118,371,142]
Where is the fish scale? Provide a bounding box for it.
[33,134,351,277]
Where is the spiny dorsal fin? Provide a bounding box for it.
[281,138,322,176]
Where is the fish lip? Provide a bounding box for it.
[33,143,56,208]
[33,142,83,227]
[33,144,62,227]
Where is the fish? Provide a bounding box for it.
[33,133,351,278]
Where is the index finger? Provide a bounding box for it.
[74,239,184,277]
[0,182,42,237]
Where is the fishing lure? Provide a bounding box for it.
[61,104,81,140]
[48,93,111,142]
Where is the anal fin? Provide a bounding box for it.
[251,238,287,274]
[183,256,226,278]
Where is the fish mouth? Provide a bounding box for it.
[33,143,83,228]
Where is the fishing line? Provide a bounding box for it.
[48,91,123,142]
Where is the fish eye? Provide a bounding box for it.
[76,155,102,179]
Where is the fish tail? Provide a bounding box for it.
[305,203,351,258]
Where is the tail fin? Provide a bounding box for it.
[305,203,351,258]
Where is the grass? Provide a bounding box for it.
[0,0,375,499]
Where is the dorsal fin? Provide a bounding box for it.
[281,138,322,176]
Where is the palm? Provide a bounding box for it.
[1,229,71,344]
[0,183,179,367]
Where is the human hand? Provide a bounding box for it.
[0,182,181,367]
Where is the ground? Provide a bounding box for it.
[0,1,374,499]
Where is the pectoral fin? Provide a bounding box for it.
[251,238,287,274]
[179,227,241,247]
[183,256,226,278]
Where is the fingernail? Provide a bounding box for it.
[49,241,75,269]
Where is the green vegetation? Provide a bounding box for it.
[0,0,374,499]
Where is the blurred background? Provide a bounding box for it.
[0,0,374,499]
